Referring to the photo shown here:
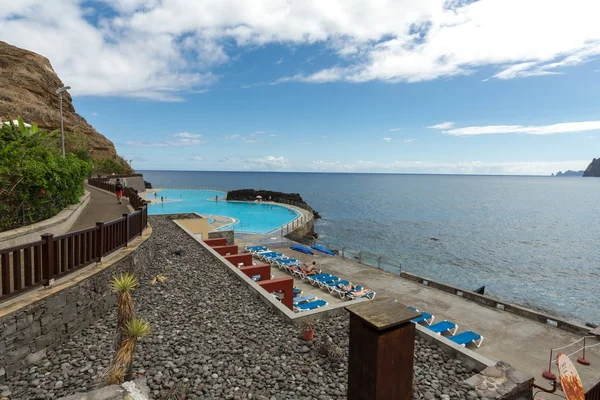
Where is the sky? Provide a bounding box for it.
[2,0,600,175]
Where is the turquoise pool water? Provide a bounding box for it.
[146,189,300,233]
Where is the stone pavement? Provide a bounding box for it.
[68,185,131,232]
[265,244,600,398]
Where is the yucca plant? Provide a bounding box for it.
[107,317,150,384]
[111,273,138,351]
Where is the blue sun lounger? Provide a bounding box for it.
[428,320,458,336]
[260,252,283,260]
[307,274,336,286]
[324,279,349,292]
[293,294,317,305]
[246,245,267,253]
[317,276,340,288]
[408,306,435,325]
[294,299,327,312]
[449,331,484,348]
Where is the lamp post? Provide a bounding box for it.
[55,86,71,157]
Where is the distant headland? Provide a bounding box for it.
[583,158,600,177]
[551,170,584,177]
[551,158,600,177]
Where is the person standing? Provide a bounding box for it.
[115,178,124,204]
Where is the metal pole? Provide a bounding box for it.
[59,94,65,157]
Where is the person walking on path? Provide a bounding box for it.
[115,178,124,204]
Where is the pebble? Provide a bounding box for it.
[5,216,473,399]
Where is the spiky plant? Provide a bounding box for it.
[111,273,138,351]
[107,317,150,384]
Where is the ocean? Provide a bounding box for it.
[140,170,599,325]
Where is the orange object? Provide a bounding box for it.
[303,329,315,340]
[557,353,584,400]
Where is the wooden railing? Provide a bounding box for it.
[87,178,148,209]
[0,206,148,303]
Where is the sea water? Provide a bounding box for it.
[141,170,600,324]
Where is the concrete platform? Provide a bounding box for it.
[266,244,600,396]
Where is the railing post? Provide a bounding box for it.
[96,222,105,262]
[358,251,363,264]
[378,255,382,269]
[346,299,420,400]
[123,213,129,246]
[41,233,54,285]
[342,246,345,259]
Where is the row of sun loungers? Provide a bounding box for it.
[408,305,484,348]
[245,245,376,310]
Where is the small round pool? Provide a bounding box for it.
[146,189,300,233]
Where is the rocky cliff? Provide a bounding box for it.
[0,41,130,172]
[583,158,600,177]
[552,170,584,177]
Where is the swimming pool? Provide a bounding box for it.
[146,189,300,233]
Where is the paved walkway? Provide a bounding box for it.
[265,244,600,397]
[69,185,131,232]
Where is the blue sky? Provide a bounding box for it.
[2,0,600,174]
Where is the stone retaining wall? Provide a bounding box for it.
[207,230,234,245]
[0,230,155,380]
[285,218,315,244]
[0,191,90,250]
[401,272,591,335]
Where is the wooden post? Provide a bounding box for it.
[346,298,421,400]
[41,233,54,285]
[96,222,105,262]
[123,213,129,246]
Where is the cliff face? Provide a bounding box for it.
[583,158,600,177]
[0,41,130,171]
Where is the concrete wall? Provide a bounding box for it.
[208,230,234,245]
[415,324,494,372]
[177,218,208,239]
[0,191,90,251]
[0,228,154,380]
[401,272,591,335]
[284,218,315,244]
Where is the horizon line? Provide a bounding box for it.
[135,169,581,177]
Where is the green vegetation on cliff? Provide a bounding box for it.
[0,118,91,232]
[0,40,131,174]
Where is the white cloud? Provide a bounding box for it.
[91,112,99,116]
[270,134,280,137]
[589,136,596,139]
[245,156,288,169]
[255,131,266,134]
[244,139,257,143]
[3,0,600,100]
[125,138,205,147]
[225,134,242,140]
[428,122,454,129]
[172,132,203,138]
[307,159,589,175]
[383,137,392,142]
[442,121,600,136]
[188,156,203,161]
[312,160,339,165]
[276,58,283,65]
[389,128,401,132]
[403,139,416,143]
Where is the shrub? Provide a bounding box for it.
[0,117,91,231]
